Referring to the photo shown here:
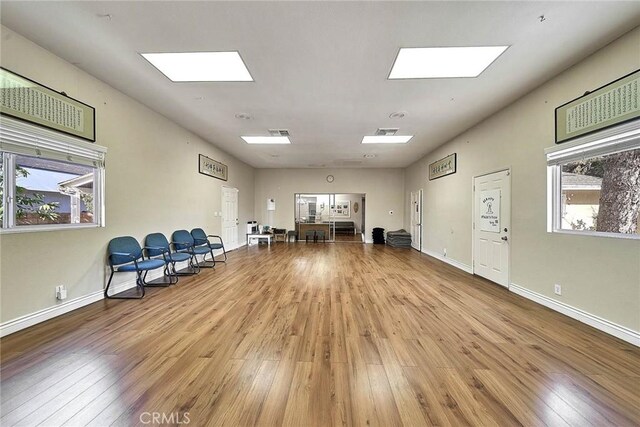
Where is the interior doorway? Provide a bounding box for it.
[294,193,365,242]
[473,170,511,287]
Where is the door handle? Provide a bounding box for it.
[501,236,508,241]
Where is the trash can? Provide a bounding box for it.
[372,227,385,244]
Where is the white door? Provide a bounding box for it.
[222,187,239,249]
[410,190,423,251]
[473,170,510,287]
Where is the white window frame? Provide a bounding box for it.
[545,119,640,240]
[0,117,107,234]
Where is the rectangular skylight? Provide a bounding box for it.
[242,136,291,144]
[141,51,253,82]
[362,135,413,144]
[388,46,509,79]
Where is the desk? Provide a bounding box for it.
[247,233,271,246]
[297,223,331,239]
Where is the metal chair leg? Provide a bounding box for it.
[141,269,171,287]
[189,254,202,273]
[216,244,227,262]
[104,269,145,299]
[170,260,198,277]
[165,265,178,284]
[196,251,216,268]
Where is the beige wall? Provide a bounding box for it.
[2,22,638,337]
[0,26,255,323]
[254,168,404,241]
[404,27,640,332]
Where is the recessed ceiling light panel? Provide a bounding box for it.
[362,135,413,144]
[141,51,253,82]
[242,136,291,144]
[388,46,509,79]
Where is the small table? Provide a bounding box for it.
[247,233,272,246]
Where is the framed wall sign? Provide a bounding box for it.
[555,69,639,144]
[199,154,228,181]
[0,67,96,142]
[429,153,456,180]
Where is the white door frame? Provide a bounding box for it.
[410,189,423,251]
[221,186,239,250]
[471,168,512,287]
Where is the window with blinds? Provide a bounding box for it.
[546,120,640,239]
[0,116,106,232]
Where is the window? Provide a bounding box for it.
[546,120,640,239]
[0,117,106,232]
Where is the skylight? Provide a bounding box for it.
[141,52,253,82]
[388,46,509,79]
[362,135,413,144]
[242,136,291,144]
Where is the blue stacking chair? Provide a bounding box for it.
[191,228,227,265]
[172,229,215,269]
[145,233,198,283]
[105,236,167,299]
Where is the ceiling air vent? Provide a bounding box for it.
[375,128,399,136]
[268,129,290,137]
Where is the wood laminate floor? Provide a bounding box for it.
[1,244,639,426]
[333,234,363,243]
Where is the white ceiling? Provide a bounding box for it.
[2,1,639,168]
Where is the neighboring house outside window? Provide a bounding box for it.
[561,172,602,231]
[0,116,106,233]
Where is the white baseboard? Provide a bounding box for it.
[421,249,473,274]
[510,283,640,347]
[0,270,162,338]
[224,241,246,251]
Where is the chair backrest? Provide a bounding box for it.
[190,228,208,246]
[145,233,170,257]
[172,230,195,250]
[108,236,143,266]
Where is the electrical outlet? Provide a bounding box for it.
[443,248,447,257]
[56,285,67,301]
[554,284,562,296]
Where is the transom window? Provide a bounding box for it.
[0,117,106,232]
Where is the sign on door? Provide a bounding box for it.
[480,189,501,232]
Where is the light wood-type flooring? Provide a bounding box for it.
[1,243,639,426]
[333,234,363,243]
